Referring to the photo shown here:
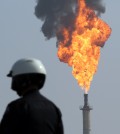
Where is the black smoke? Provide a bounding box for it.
[35,0,77,40]
[35,0,105,41]
[86,0,105,16]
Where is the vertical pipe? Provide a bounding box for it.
[80,94,92,134]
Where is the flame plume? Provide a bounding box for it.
[57,0,111,93]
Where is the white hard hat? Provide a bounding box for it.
[7,58,47,77]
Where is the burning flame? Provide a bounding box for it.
[57,0,111,93]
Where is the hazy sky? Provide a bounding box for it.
[0,1,119,134]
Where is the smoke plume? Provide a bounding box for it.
[86,0,105,16]
[35,0,105,41]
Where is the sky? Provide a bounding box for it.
[0,0,119,134]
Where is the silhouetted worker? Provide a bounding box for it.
[0,58,64,134]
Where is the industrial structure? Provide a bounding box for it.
[80,94,92,134]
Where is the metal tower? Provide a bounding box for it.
[80,94,92,134]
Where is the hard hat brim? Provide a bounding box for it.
[7,71,12,77]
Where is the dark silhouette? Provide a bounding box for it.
[0,58,64,134]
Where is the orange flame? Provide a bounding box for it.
[57,0,111,93]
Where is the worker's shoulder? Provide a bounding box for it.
[41,95,62,114]
[8,97,26,106]
[38,94,62,117]
[39,93,58,107]
[7,97,28,113]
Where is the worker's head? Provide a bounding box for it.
[7,58,47,96]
